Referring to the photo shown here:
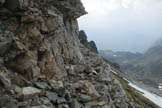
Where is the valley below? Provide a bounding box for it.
[129,81,162,108]
[131,80,162,97]
[100,45,162,107]
[100,46,162,97]
[113,71,162,108]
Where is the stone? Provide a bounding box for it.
[0,0,5,5]
[99,67,112,82]
[79,30,98,53]
[19,0,29,8]
[46,92,58,103]
[84,101,108,108]
[88,41,98,53]
[30,105,52,108]
[0,57,3,65]
[78,94,92,103]
[0,28,13,56]
[78,30,88,45]
[45,13,63,32]
[49,80,64,89]
[59,104,69,108]
[6,51,41,80]
[70,99,83,108]
[0,95,18,108]
[14,85,22,94]
[47,8,60,17]
[57,97,66,104]
[73,80,100,98]
[34,82,50,90]
[39,97,51,105]
[49,0,86,18]
[22,87,41,95]
[46,92,66,104]
[0,69,11,89]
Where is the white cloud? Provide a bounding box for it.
[79,0,162,52]
[81,0,122,15]
[81,0,162,13]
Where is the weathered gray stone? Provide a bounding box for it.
[73,80,100,98]
[34,82,50,90]
[0,68,11,89]
[14,85,22,94]
[78,94,92,103]
[49,80,64,89]
[0,0,5,5]
[48,0,87,18]
[79,30,98,53]
[0,27,13,56]
[46,92,66,104]
[22,87,41,95]
[31,105,53,108]
[70,99,83,108]
[0,95,18,108]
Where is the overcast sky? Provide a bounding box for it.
[78,0,162,52]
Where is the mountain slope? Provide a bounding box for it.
[152,37,162,47]
[141,45,162,83]
[100,40,162,88]
[0,0,159,108]
[100,50,143,65]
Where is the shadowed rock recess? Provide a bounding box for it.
[0,0,158,108]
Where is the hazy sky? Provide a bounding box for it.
[78,0,162,52]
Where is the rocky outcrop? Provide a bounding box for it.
[0,0,158,108]
[79,30,98,53]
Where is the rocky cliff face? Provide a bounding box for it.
[79,30,98,53]
[0,0,157,108]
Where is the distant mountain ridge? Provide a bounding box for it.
[99,50,143,66]
[152,37,162,47]
[100,38,162,88]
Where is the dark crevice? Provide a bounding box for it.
[3,0,20,11]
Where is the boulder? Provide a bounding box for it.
[73,80,100,98]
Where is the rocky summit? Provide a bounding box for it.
[0,0,159,108]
